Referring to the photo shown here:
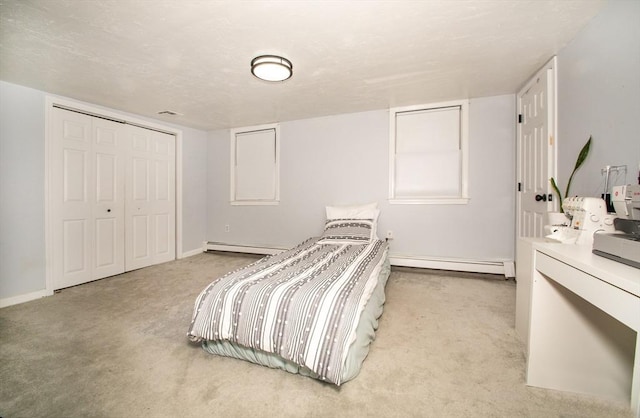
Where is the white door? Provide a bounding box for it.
[51,108,125,289]
[93,118,126,279]
[517,57,557,239]
[125,125,176,270]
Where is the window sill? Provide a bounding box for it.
[230,200,280,206]
[388,197,469,205]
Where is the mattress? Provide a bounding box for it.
[188,237,390,385]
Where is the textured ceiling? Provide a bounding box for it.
[0,0,605,131]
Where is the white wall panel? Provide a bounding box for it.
[557,0,640,197]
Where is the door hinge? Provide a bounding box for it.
[518,182,522,192]
[518,114,523,124]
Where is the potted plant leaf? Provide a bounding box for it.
[550,135,592,213]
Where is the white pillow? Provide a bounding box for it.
[325,203,379,238]
[325,202,378,220]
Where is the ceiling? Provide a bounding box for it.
[0,0,605,131]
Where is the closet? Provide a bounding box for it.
[51,107,176,290]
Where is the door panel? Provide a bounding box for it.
[155,213,170,255]
[63,149,87,202]
[53,109,93,289]
[92,118,125,280]
[52,108,126,288]
[133,158,149,200]
[151,131,176,264]
[132,215,150,258]
[96,153,115,202]
[63,219,88,274]
[125,126,175,270]
[155,160,169,201]
[517,57,556,240]
[127,127,154,270]
[95,218,116,267]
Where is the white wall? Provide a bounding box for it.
[177,125,208,254]
[208,94,516,262]
[0,80,208,302]
[0,81,47,299]
[557,0,640,197]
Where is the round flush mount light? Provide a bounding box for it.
[251,55,293,82]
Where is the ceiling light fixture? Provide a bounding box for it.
[251,55,293,82]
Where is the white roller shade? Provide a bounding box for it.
[391,104,465,200]
[230,125,280,204]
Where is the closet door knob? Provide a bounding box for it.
[107,209,111,212]
[535,194,547,202]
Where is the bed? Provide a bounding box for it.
[187,204,390,385]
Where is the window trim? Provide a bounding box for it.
[230,123,280,206]
[388,99,470,205]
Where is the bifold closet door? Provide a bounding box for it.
[125,125,176,271]
[51,108,126,289]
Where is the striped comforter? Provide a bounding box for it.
[188,237,389,385]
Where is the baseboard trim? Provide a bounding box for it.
[0,289,53,309]
[205,242,514,277]
[205,242,285,256]
[180,247,204,258]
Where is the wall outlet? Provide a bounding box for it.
[224,225,230,232]
[386,230,393,239]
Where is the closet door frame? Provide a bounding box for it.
[44,96,184,293]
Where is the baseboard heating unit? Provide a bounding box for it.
[204,242,515,278]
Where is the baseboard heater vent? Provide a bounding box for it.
[205,242,515,278]
[390,256,514,278]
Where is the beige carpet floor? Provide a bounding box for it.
[0,251,633,417]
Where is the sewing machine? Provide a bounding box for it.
[611,184,640,220]
[545,196,616,245]
[592,184,640,268]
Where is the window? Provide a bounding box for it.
[230,124,280,205]
[389,100,469,204]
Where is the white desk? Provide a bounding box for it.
[525,241,640,415]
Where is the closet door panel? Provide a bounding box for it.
[126,127,153,270]
[52,109,126,289]
[63,219,88,274]
[151,131,175,264]
[132,215,150,258]
[155,213,170,256]
[63,149,87,202]
[125,126,175,270]
[92,118,125,280]
[53,108,93,289]
[95,218,117,267]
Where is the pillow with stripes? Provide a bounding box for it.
[317,218,374,245]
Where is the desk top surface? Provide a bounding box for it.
[532,241,640,297]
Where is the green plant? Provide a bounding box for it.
[550,136,592,213]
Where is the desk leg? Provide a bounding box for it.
[527,269,635,406]
[633,333,639,417]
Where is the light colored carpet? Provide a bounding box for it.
[0,251,633,418]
